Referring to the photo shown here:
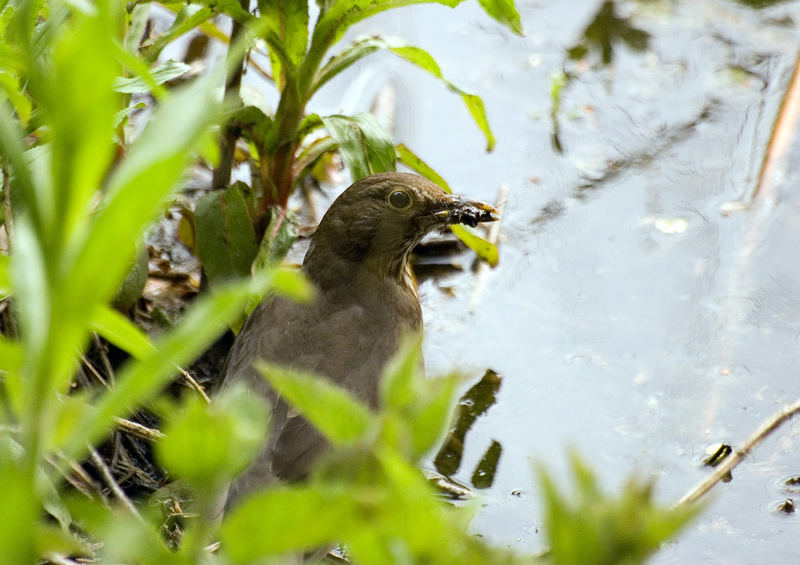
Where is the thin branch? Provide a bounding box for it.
[89,447,144,521]
[114,416,164,441]
[177,366,211,404]
[677,397,800,507]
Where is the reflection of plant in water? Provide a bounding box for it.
[434,369,503,483]
[567,0,650,65]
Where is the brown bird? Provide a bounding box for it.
[223,172,498,504]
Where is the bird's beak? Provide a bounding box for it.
[433,194,500,228]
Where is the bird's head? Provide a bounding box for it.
[305,172,498,283]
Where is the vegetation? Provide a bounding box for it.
[0,0,700,563]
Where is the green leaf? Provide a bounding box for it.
[321,113,395,181]
[252,208,298,272]
[476,0,523,35]
[89,304,155,360]
[113,60,192,93]
[256,362,376,445]
[231,104,275,153]
[142,5,215,62]
[259,0,308,68]
[396,143,451,191]
[537,452,700,565]
[195,182,259,287]
[157,383,268,487]
[221,484,356,561]
[124,3,150,53]
[450,224,499,266]
[309,0,462,65]
[314,36,495,151]
[196,0,252,23]
[59,274,275,463]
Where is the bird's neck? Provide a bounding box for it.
[303,239,420,303]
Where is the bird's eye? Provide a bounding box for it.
[387,190,412,210]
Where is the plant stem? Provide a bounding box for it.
[677,397,800,507]
[211,0,249,189]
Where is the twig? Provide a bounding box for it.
[177,366,211,404]
[749,49,800,204]
[44,553,82,565]
[89,447,143,521]
[677,397,800,507]
[114,416,164,441]
[92,332,116,386]
[79,354,109,389]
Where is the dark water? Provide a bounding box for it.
[280,0,800,562]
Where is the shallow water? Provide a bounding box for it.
[300,0,800,562]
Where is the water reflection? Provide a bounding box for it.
[567,0,650,65]
[434,369,503,488]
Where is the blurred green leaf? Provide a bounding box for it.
[315,36,495,151]
[124,3,150,54]
[322,112,395,181]
[0,451,37,565]
[379,334,423,412]
[476,0,523,35]
[142,5,215,62]
[44,0,120,246]
[69,72,222,310]
[0,336,21,374]
[265,266,315,303]
[158,383,268,488]
[0,252,9,296]
[113,60,191,93]
[537,452,700,565]
[0,72,31,125]
[222,484,356,561]
[451,224,499,266]
[196,182,259,287]
[256,361,376,445]
[60,274,276,462]
[64,496,174,565]
[89,304,155,360]
[380,336,457,458]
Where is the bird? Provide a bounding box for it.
[222,172,498,505]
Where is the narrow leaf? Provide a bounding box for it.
[477,0,523,35]
[396,143,451,192]
[322,113,395,181]
[195,183,259,287]
[450,224,499,266]
[89,304,155,360]
[256,362,376,445]
[113,60,191,93]
[315,36,495,151]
